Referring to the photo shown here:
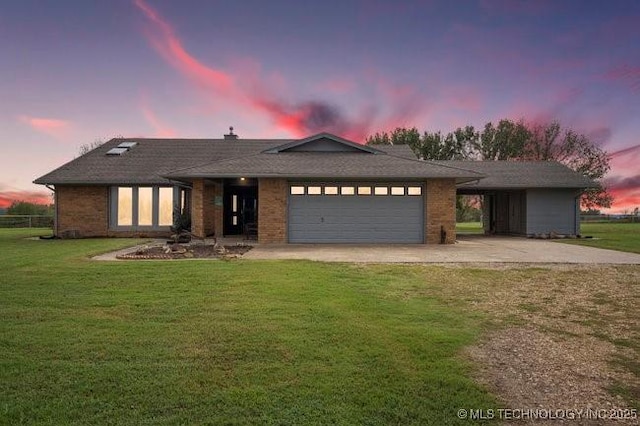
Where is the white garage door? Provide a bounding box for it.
[288,183,424,243]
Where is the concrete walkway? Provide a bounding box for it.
[242,236,640,264]
[92,236,640,264]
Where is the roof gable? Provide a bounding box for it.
[264,133,381,154]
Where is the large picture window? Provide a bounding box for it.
[110,186,178,229]
[117,187,133,226]
[158,187,174,226]
[138,187,153,226]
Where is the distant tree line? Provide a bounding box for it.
[5,201,54,216]
[366,119,612,210]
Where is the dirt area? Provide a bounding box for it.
[116,243,253,260]
[459,265,640,424]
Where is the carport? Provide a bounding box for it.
[436,161,596,237]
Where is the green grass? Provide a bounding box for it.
[0,229,498,425]
[558,222,640,254]
[455,222,483,234]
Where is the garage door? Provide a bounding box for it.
[288,183,424,243]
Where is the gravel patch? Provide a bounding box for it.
[460,265,640,424]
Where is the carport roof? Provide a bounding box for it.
[434,160,597,190]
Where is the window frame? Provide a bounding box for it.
[110,186,178,230]
[288,183,424,197]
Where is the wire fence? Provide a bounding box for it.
[0,215,54,228]
[580,214,640,223]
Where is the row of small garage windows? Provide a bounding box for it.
[290,185,423,196]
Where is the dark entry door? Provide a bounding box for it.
[224,187,257,235]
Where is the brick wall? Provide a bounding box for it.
[191,179,205,238]
[426,179,456,244]
[55,185,172,238]
[56,186,109,237]
[192,180,223,238]
[258,178,287,243]
[213,182,223,238]
[202,182,219,237]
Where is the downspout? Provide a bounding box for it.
[45,185,57,237]
[575,191,582,236]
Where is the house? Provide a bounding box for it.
[34,132,595,243]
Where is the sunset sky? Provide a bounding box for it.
[1,0,638,212]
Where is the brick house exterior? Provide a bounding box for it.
[36,132,594,243]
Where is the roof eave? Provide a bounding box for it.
[164,172,484,180]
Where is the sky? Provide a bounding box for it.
[1,0,638,212]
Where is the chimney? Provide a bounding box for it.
[224,126,238,140]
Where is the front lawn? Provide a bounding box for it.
[1,229,638,424]
[456,221,483,234]
[559,222,640,254]
[0,229,496,425]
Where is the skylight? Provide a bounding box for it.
[106,141,137,156]
[106,147,129,156]
[117,141,137,148]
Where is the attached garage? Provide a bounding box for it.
[288,183,424,243]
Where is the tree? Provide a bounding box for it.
[474,119,531,160]
[418,126,477,160]
[524,121,611,209]
[77,139,106,157]
[366,119,613,209]
[7,201,53,216]
[366,127,421,150]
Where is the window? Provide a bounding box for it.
[117,187,133,226]
[324,186,338,195]
[407,186,422,196]
[357,186,372,195]
[391,186,405,196]
[286,184,423,197]
[138,187,153,226]
[374,186,388,195]
[290,186,305,195]
[341,186,355,195]
[112,186,175,229]
[307,186,322,195]
[158,187,174,226]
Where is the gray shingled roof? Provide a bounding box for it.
[34,137,481,184]
[434,160,596,189]
[165,152,482,181]
[34,135,594,189]
[34,138,288,185]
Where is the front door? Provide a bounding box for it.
[223,186,257,236]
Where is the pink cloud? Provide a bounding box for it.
[133,0,233,95]
[139,98,176,137]
[133,0,426,143]
[18,115,71,140]
[609,143,640,171]
[606,187,640,213]
[317,77,356,94]
[609,143,640,158]
[603,64,640,93]
[0,190,52,209]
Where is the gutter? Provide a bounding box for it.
[45,184,58,237]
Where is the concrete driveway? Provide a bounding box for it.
[242,236,640,264]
